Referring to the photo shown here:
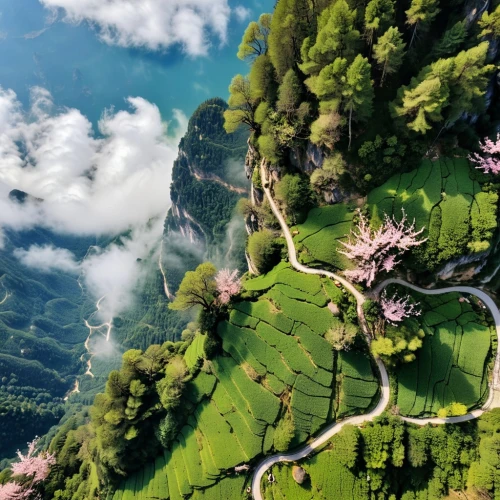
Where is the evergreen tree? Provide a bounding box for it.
[405,0,440,49]
[268,0,311,79]
[447,42,494,121]
[364,0,395,48]
[249,54,277,102]
[276,69,303,117]
[306,57,348,104]
[373,26,406,86]
[392,72,450,133]
[479,5,500,39]
[431,21,467,59]
[342,55,374,149]
[300,0,360,76]
[237,13,272,61]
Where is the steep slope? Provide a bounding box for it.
[162,98,249,293]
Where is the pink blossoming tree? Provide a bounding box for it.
[380,290,421,324]
[0,437,56,499]
[469,134,500,174]
[338,210,426,287]
[215,269,242,305]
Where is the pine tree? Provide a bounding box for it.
[479,5,500,39]
[373,26,406,86]
[268,0,311,79]
[249,54,277,102]
[300,0,359,76]
[392,74,450,134]
[405,0,440,49]
[305,57,348,104]
[342,55,374,150]
[237,13,272,61]
[431,21,467,59]
[276,69,303,117]
[364,0,395,48]
[447,42,494,121]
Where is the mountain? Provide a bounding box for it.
[0,98,251,463]
[162,98,250,293]
[4,1,500,499]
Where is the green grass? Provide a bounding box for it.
[396,292,492,417]
[184,333,207,369]
[336,350,379,418]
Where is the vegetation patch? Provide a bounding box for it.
[368,158,498,270]
[396,291,492,417]
[292,205,356,270]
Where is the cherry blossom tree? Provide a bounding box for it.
[215,269,242,305]
[380,290,421,324]
[0,438,56,499]
[469,134,500,174]
[338,209,426,287]
[0,482,28,500]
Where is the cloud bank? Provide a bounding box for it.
[1,86,187,319]
[0,86,186,238]
[39,0,232,56]
[13,244,80,274]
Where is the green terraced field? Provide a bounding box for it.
[396,291,493,417]
[112,265,379,498]
[291,205,356,270]
[337,350,379,418]
[368,157,498,268]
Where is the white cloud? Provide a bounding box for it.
[234,5,251,23]
[81,220,164,319]
[39,0,231,56]
[14,244,80,273]
[0,86,187,236]
[0,86,188,317]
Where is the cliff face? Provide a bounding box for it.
[162,98,250,293]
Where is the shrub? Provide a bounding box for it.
[274,413,295,452]
[247,230,283,274]
[275,173,315,224]
[325,320,358,351]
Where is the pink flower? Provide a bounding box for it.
[0,438,56,499]
[0,482,38,499]
[380,290,421,324]
[469,134,500,175]
[215,269,241,305]
[338,210,426,287]
[11,438,56,484]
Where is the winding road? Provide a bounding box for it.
[251,160,500,499]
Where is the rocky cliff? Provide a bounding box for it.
[161,98,250,293]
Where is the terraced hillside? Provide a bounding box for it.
[396,290,494,417]
[292,204,355,271]
[291,158,497,274]
[111,264,379,499]
[368,158,498,270]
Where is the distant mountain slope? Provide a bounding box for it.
[0,227,95,457]
[162,98,249,293]
[0,225,187,460]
